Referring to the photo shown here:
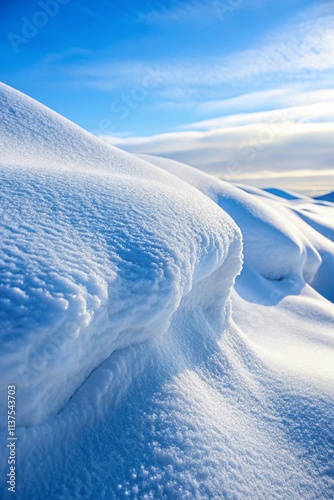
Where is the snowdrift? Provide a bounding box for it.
[1,84,334,499]
[140,154,334,302]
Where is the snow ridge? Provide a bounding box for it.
[0,83,241,425]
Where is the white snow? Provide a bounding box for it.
[140,154,334,301]
[1,84,334,499]
[0,83,241,426]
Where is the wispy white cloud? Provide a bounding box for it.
[102,98,334,195]
[194,87,334,116]
[137,0,275,25]
[137,0,214,24]
[183,97,334,129]
[138,84,334,117]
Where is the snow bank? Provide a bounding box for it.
[0,84,241,425]
[139,154,326,286]
[140,154,334,382]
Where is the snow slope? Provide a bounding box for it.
[140,154,334,377]
[140,154,334,302]
[0,83,241,426]
[1,85,334,499]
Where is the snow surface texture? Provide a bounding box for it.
[0,84,334,499]
[0,83,241,425]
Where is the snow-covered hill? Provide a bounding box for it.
[0,83,241,425]
[1,84,333,499]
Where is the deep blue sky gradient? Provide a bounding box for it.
[0,0,326,135]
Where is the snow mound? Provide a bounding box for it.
[139,154,327,289]
[140,153,334,379]
[0,84,241,425]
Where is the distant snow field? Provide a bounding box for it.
[1,83,333,499]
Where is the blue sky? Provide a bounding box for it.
[1,0,331,136]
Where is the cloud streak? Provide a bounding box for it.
[137,0,275,25]
[103,98,334,195]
